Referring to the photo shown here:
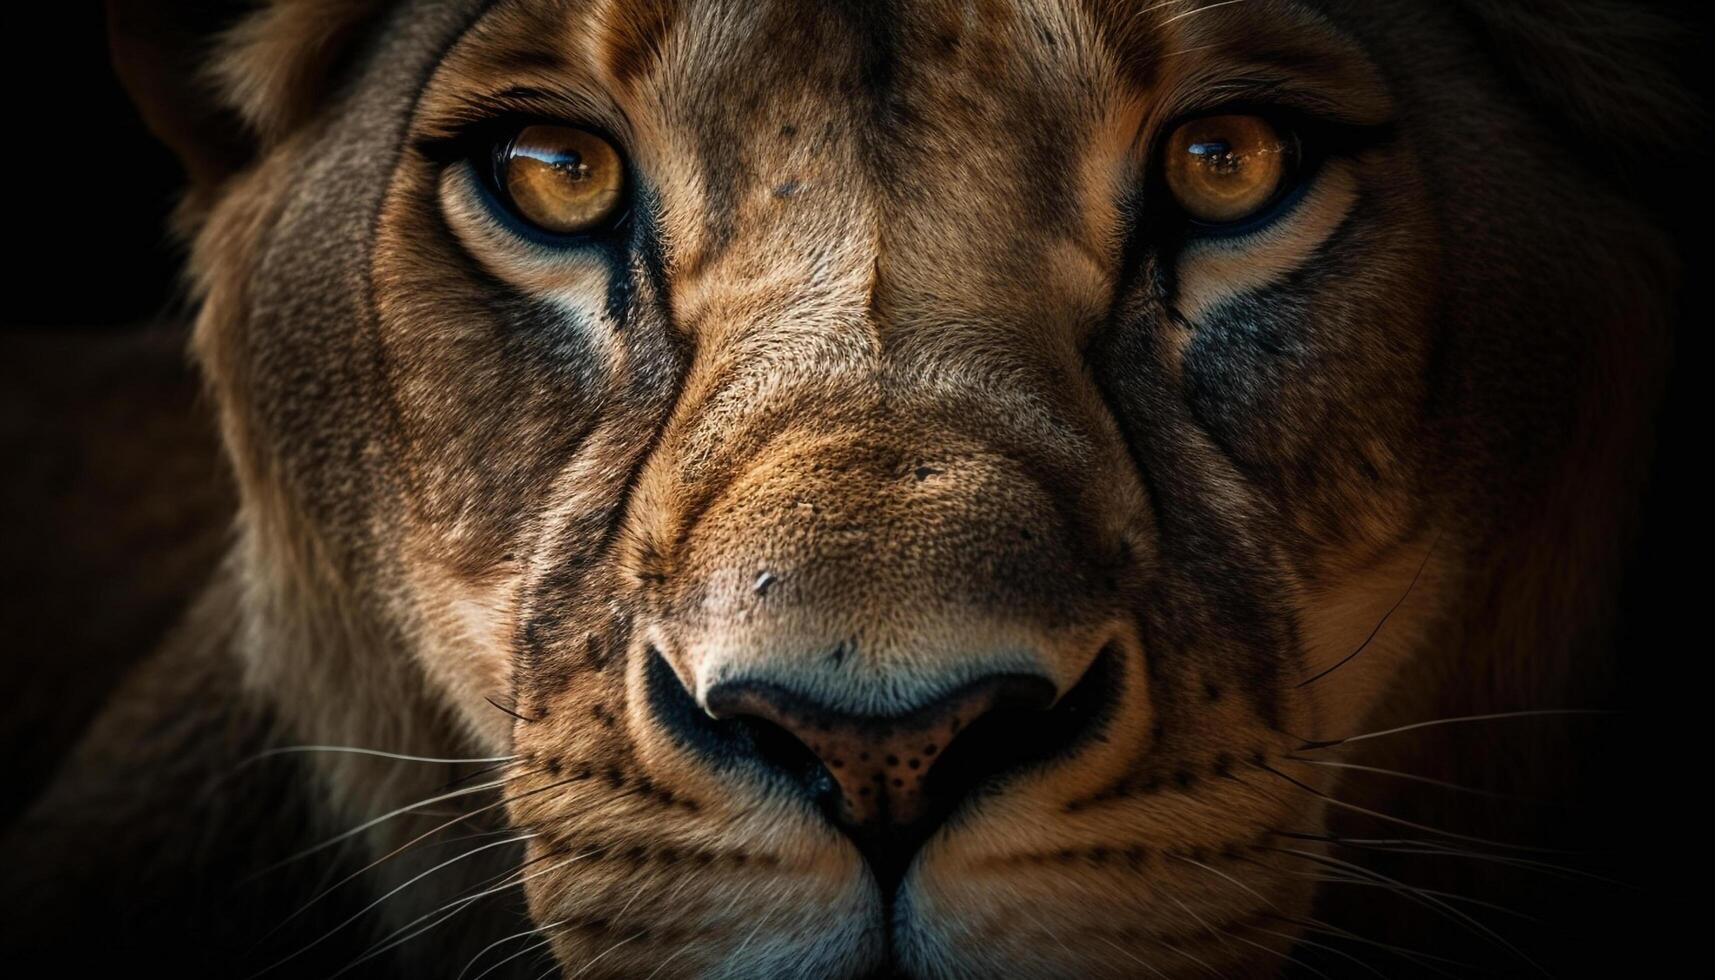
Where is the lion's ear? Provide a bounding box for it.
[107,0,385,202]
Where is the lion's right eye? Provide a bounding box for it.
[491,124,627,236]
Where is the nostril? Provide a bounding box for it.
[733,713,834,792]
[921,646,1118,811]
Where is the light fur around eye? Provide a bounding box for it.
[438,163,622,298]
[1169,161,1360,326]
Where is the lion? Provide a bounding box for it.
[0,0,1703,976]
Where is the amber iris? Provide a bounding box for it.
[1162,114,1292,225]
[497,124,625,234]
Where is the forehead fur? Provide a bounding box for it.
[404,0,1391,327]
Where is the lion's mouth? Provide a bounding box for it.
[645,643,1121,896]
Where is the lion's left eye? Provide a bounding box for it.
[491,124,627,235]
[1160,114,1298,226]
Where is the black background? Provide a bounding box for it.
[5,5,185,329]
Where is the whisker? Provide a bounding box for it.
[639,940,700,980]
[605,862,664,923]
[1151,933,1226,978]
[1296,708,1616,751]
[1126,0,1198,22]
[1020,906,1112,976]
[1158,41,1226,59]
[524,948,559,979]
[1262,764,1575,854]
[240,745,518,767]
[569,929,648,978]
[1373,843,1627,887]
[323,782,630,975]
[581,860,717,979]
[526,860,672,980]
[1279,755,1550,803]
[469,934,560,980]
[250,762,548,947]
[1168,851,1278,911]
[1263,913,1472,979]
[1160,0,1253,28]
[255,764,553,937]
[1219,924,1332,980]
[340,790,632,966]
[459,920,568,980]
[1097,935,1173,979]
[1267,861,1545,922]
[486,696,540,724]
[421,826,529,854]
[1276,829,1628,887]
[349,899,480,977]
[1153,893,1232,978]
[718,883,790,970]
[251,776,518,878]
[1162,854,1367,978]
[440,758,525,792]
[1232,849,1483,978]
[247,834,534,979]
[1238,921,1389,980]
[1262,845,1548,976]
[329,845,598,979]
[1298,531,1440,688]
[331,889,503,978]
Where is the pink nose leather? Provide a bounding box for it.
[705,675,1055,828]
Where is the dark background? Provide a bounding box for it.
[0,5,233,824]
[1,2,1710,976]
[6,5,185,328]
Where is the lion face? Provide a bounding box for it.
[170,0,1671,976]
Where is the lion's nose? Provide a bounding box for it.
[704,673,1056,831]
